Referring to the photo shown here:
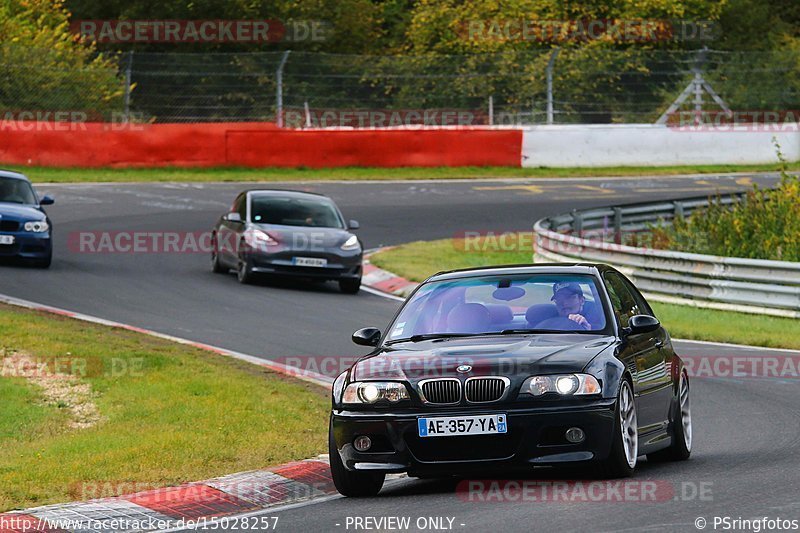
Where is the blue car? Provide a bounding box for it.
[0,170,54,268]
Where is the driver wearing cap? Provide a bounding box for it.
[551,282,592,330]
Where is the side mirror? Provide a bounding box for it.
[225,212,242,223]
[40,195,55,206]
[352,327,381,347]
[348,219,360,230]
[626,315,660,335]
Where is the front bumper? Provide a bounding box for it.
[0,232,52,260]
[243,248,362,281]
[331,399,617,475]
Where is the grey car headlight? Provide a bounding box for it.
[342,381,409,404]
[520,374,601,397]
[24,221,49,233]
[341,235,360,250]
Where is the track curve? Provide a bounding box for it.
[1,173,798,531]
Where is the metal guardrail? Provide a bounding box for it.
[533,192,800,318]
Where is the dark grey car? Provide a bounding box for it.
[211,190,363,293]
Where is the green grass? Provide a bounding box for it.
[369,236,800,350]
[6,162,798,184]
[0,303,329,511]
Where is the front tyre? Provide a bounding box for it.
[237,256,256,285]
[211,234,226,274]
[328,423,385,497]
[596,379,637,478]
[648,370,692,462]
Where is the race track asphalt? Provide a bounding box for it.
[1,172,797,532]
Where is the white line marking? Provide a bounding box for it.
[360,285,405,302]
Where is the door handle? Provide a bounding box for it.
[654,339,664,349]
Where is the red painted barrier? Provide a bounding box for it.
[226,128,522,168]
[0,122,521,168]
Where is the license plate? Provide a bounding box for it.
[293,257,327,267]
[418,414,507,437]
[0,235,14,245]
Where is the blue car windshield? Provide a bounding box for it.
[387,274,609,340]
[250,196,344,228]
[0,177,37,205]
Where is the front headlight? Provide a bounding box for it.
[341,235,360,250]
[243,228,277,250]
[520,374,601,397]
[24,221,49,233]
[342,381,409,404]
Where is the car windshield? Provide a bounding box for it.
[386,274,609,341]
[0,177,37,205]
[250,195,344,228]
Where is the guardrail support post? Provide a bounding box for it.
[613,207,622,244]
[674,201,684,220]
[571,209,583,236]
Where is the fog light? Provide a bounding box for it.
[354,435,372,451]
[565,427,585,443]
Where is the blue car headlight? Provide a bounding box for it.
[24,221,49,233]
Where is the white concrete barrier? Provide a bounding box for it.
[521,124,800,167]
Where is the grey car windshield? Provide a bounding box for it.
[387,274,609,340]
[0,177,37,205]
[250,196,344,228]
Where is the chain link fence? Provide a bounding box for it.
[2,49,800,125]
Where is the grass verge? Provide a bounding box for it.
[369,236,800,350]
[0,303,329,511]
[8,162,798,184]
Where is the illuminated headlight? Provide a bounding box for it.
[521,374,601,397]
[341,235,360,250]
[243,228,277,250]
[342,382,409,404]
[24,221,49,233]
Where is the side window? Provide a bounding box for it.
[604,273,639,328]
[231,194,246,220]
[237,194,248,219]
[618,275,654,317]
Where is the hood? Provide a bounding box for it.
[0,203,45,221]
[254,224,353,249]
[353,334,615,381]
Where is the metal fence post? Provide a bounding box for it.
[123,51,134,123]
[488,95,494,126]
[546,48,560,125]
[275,50,291,128]
[613,207,622,244]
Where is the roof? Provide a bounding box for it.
[426,263,615,282]
[0,170,30,181]
[244,189,330,199]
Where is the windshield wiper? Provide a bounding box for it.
[386,333,483,344]
[499,328,574,335]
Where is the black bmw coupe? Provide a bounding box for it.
[329,264,692,496]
